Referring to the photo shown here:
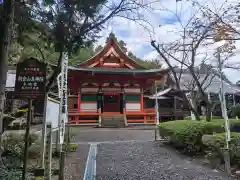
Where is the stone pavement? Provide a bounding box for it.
[62,127,236,180]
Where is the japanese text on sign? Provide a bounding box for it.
[14,58,47,100]
[59,52,68,144]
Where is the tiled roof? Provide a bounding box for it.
[68,66,170,74]
[178,72,240,94]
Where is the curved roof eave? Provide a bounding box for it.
[78,37,146,69]
[112,39,146,69]
[68,66,170,74]
[148,87,172,99]
[78,45,105,66]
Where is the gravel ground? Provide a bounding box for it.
[61,127,235,180]
[52,126,156,143]
[96,141,236,180]
[64,144,90,180]
[73,129,155,143]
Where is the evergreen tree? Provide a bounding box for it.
[94,45,103,54]
[5,0,147,113]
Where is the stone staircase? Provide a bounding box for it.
[101,116,125,128]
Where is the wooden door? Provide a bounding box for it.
[103,94,120,112]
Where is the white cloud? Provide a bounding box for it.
[96,0,240,83]
[143,50,157,60]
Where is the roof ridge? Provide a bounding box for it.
[78,34,146,69]
[110,38,146,69]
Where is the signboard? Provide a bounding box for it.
[46,97,60,129]
[14,58,47,100]
[59,52,68,144]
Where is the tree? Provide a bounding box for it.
[151,40,201,120]
[23,0,151,91]
[151,0,240,121]
[4,0,153,114]
[106,32,128,53]
[0,0,15,133]
[237,80,240,86]
[150,1,233,121]
[94,45,103,54]
[8,26,95,67]
[106,32,117,43]
[189,0,240,70]
[118,40,128,54]
[69,46,95,66]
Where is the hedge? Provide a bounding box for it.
[159,119,240,154]
[184,116,223,120]
[202,132,240,165]
[231,104,240,118]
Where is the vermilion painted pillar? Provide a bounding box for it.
[140,88,144,111]
[77,92,81,113]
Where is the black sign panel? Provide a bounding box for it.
[14,58,47,100]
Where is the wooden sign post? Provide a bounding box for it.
[57,52,68,153]
[14,58,46,180]
[44,123,53,180]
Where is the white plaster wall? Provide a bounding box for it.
[81,103,97,112]
[81,88,99,93]
[126,103,141,111]
[124,88,141,93]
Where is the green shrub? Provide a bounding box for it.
[184,116,222,120]
[1,131,39,157]
[70,143,78,151]
[0,155,33,179]
[0,168,34,180]
[159,119,240,154]
[64,128,76,144]
[64,143,78,152]
[0,131,37,180]
[63,129,77,152]
[28,139,41,158]
[202,133,240,165]
[159,120,205,153]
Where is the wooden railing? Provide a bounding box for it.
[67,107,189,124]
[68,108,189,116]
[144,108,155,113]
[158,108,189,117]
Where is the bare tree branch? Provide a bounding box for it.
[151,40,201,120]
[35,41,45,60]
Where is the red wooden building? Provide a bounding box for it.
[67,36,169,127]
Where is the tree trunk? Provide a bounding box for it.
[182,93,200,121]
[188,68,212,121]
[0,0,15,133]
[150,41,201,121]
[192,107,200,120]
[205,100,212,122]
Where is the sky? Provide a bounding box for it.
[95,0,240,84]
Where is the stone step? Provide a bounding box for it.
[101,116,125,128]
